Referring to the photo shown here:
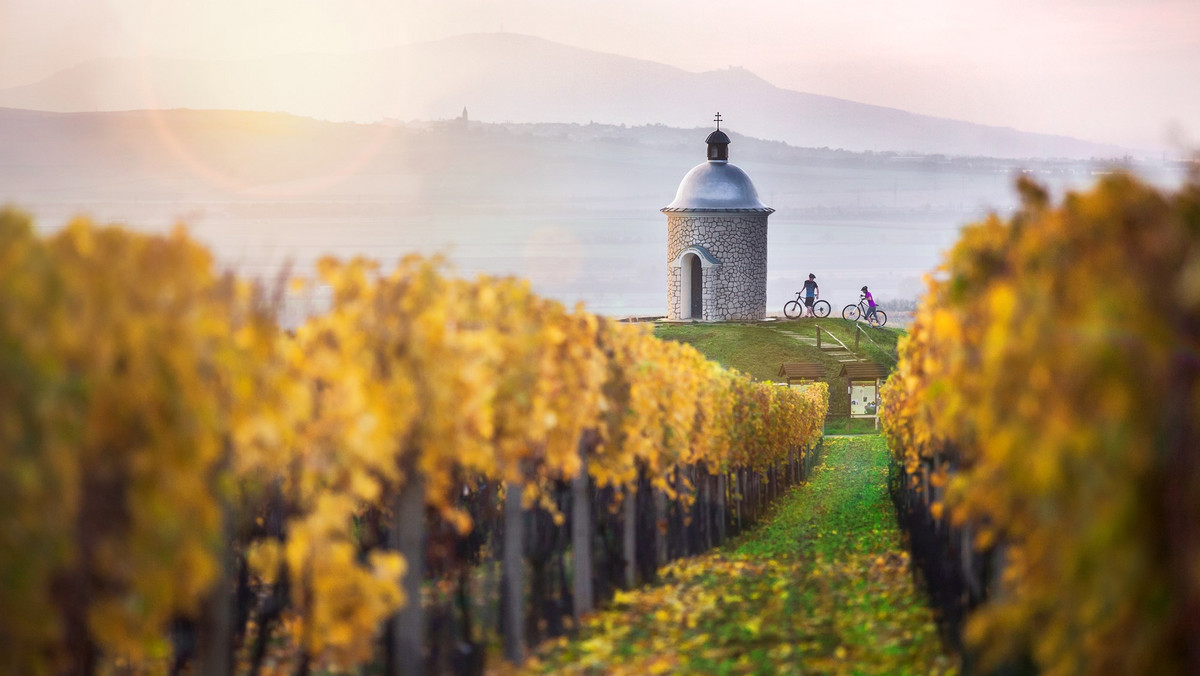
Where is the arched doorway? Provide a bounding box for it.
[671,245,719,321]
[681,252,703,319]
[689,253,703,318]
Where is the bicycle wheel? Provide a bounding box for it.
[783,300,803,319]
[843,304,861,321]
[872,310,887,327]
[813,300,831,318]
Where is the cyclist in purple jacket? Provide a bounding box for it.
[861,286,879,324]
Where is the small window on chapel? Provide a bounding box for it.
[706,141,728,161]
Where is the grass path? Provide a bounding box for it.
[520,436,955,675]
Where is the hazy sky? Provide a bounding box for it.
[1,0,1197,149]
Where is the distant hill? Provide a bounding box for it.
[5,106,1176,318]
[0,106,1119,208]
[0,33,1127,159]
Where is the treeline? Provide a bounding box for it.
[881,173,1200,674]
[0,210,828,675]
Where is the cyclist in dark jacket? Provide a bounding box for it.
[802,274,820,317]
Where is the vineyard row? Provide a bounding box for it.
[0,209,829,675]
[881,173,1200,675]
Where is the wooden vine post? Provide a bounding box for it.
[502,478,526,665]
[390,473,426,676]
[715,473,727,545]
[571,432,595,618]
[199,440,236,676]
[654,488,668,567]
[622,488,636,588]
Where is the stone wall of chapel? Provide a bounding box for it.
[666,212,768,321]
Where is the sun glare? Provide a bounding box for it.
[134,1,412,195]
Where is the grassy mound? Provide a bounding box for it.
[655,319,903,424]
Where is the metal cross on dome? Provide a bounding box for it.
[714,112,722,130]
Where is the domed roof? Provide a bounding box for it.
[662,161,773,212]
[705,129,731,145]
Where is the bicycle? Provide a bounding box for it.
[784,292,830,319]
[842,296,887,327]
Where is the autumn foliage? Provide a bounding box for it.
[881,173,1200,674]
[0,210,827,674]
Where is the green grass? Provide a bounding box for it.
[823,417,884,435]
[654,319,904,419]
[653,322,818,382]
[798,317,904,366]
[525,436,955,675]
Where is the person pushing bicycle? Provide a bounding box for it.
[784,279,829,318]
[861,286,879,325]
[802,273,820,317]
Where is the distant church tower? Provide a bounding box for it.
[663,114,773,321]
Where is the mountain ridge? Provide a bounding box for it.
[0,33,1128,159]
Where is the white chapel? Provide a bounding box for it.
[663,116,773,321]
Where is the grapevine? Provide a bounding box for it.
[882,173,1200,674]
[0,209,828,674]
